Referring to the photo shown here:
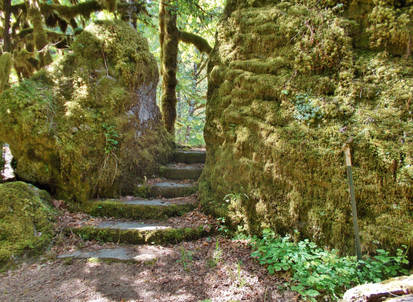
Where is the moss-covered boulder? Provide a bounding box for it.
[0,20,173,201]
[201,0,413,258]
[0,181,55,268]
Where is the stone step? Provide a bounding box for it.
[68,219,212,245]
[138,181,198,198]
[82,197,197,220]
[58,246,175,264]
[159,163,203,180]
[173,149,206,164]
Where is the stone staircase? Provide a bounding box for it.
[59,148,209,262]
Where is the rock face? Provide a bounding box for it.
[0,20,173,201]
[0,181,55,267]
[201,0,413,257]
[342,275,413,302]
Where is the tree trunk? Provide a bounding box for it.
[3,0,12,53]
[159,0,179,135]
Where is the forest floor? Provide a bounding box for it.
[0,236,299,302]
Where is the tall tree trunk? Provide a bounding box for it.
[1,0,13,92]
[159,0,179,135]
[3,0,12,52]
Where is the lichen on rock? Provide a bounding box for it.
[201,0,413,259]
[0,20,173,202]
[0,181,56,269]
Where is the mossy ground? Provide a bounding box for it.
[202,0,413,259]
[0,20,173,202]
[0,182,56,270]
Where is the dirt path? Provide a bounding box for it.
[0,237,299,302]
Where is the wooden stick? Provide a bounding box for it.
[342,139,362,261]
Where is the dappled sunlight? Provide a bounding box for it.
[0,0,411,301]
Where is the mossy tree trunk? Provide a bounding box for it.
[159,0,179,135]
[159,2,212,135]
[3,0,12,53]
[1,0,12,170]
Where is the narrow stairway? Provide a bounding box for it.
[59,148,209,262]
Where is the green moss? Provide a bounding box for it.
[81,200,196,220]
[0,20,173,202]
[0,181,56,269]
[202,0,413,259]
[0,52,12,93]
[28,1,48,50]
[69,225,212,245]
[98,0,117,12]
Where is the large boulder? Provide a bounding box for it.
[201,0,412,257]
[0,20,173,201]
[342,275,413,302]
[0,181,55,268]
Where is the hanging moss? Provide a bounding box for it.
[13,49,38,79]
[201,0,413,259]
[28,0,48,50]
[98,0,118,12]
[0,52,12,93]
[0,181,56,270]
[0,20,173,202]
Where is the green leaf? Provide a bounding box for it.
[304,289,320,297]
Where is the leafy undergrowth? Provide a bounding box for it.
[251,229,409,301]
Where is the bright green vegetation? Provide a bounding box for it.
[70,225,211,245]
[0,182,56,269]
[0,20,173,202]
[139,0,223,146]
[251,229,409,301]
[81,200,196,220]
[201,0,413,259]
[177,247,194,271]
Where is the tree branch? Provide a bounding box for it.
[178,30,212,54]
[17,28,71,48]
[11,0,146,21]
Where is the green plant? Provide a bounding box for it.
[207,240,223,268]
[293,94,323,125]
[214,240,222,263]
[236,261,246,288]
[233,225,249,240]
[177,247,193,272]
[251,229,409,301]
[217,217,230,235]
[102,123,119,154]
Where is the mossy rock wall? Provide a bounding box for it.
[0,181,55,268]
[201,0,413,257]
[0,20,173,202]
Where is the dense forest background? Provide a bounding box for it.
[1,0,222,146]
